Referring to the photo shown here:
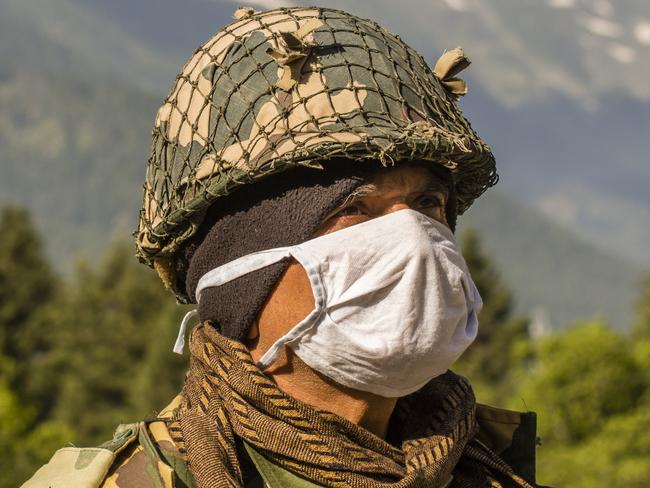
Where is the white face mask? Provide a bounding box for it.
[180,209,481,398]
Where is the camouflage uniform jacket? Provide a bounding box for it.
[22,398,539,488]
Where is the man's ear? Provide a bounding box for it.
[419,162,457,232]
[429,165,457,233]
[247,320,260,341]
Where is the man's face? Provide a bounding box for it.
[248,164,451,361]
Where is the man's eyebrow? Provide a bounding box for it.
[419,175,449,197]
[423,182,448,194]
[342,183,379,203]
[318,184,375,221]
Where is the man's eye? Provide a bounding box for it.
[414,195,443,208]
[336,204,365,217]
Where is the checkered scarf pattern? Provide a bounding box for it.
[169,324,533,488]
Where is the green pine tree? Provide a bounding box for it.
[0,207,74,487]
[454,228,530,404]
[0,206,57,364]
[632,272,650,341]
[51,241,188,444]
[0,206,64,418]
[631,271,650,391]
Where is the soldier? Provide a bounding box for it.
[24,6,542,488]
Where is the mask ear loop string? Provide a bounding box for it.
[174,309,199,354]
[173,247,294,355]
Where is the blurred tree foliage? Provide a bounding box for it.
[515,322,645,444]
[457,228,650,486]
[3,210,650,487]
[0,207,73,488]
[50,242,189,443]
[0,207,188,487]
[0,207,58,393]
[519,323,650,487]
[454,229,531,404]
[633,274,650,341]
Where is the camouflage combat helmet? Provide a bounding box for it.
[135,6,497,303]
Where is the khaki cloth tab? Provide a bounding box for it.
[22,423,139,488]
[21,448,115,488]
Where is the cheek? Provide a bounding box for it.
[251,260,315,360]
[283,261,316,311]
[258,261,315,335]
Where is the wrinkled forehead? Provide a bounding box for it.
[365,163,451,195]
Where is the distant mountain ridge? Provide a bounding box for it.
[1,0,179,93]
[248,0,650,107]
[0,0,643,328]
[460,85,650,265]
[0,1,159,265]
[20,0,644,265]
[8,0,650,107]
[459,191,638,329]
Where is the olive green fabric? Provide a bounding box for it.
[243,441,458,488]
[243,441,324,488]
[475,404,539,486]
[134,6,497,302]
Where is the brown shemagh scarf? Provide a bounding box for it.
[170,324,533,488]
